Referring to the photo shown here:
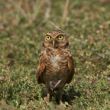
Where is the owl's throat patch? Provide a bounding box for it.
[50,55,61,69]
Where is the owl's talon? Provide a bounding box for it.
[44,93,50,102]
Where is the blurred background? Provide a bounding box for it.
[0,0,110,110]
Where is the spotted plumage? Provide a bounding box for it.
[36,30,75,103]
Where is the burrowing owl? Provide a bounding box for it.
[36,30,75,103]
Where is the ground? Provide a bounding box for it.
[0,0,110,110]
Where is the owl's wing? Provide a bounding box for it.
[36,53,46,84]
[66,53,75,83]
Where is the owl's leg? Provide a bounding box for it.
[43,88,52,102]
[44,93,50,102]
[55,90,63,104]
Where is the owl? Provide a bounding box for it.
[36,30,75,104]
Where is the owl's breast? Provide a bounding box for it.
[44,49,69,75]
[43,50,71,85]
[46,53,68,73]
[50,55,61,70]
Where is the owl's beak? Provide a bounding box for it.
[53,40,57,48]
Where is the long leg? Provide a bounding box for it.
[43,88,52,102]
[55,90,63,104]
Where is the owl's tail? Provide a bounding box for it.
[49,80,62,91]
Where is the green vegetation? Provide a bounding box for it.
[0,0,110,109]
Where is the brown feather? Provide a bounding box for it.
[36,53,46,84]
[67,54,75,83]
[36,30,75,103]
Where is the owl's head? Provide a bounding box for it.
[43,30,69,49]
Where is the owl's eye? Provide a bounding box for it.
[45,35,51,41]
[58,35,64,40]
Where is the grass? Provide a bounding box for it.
[0,0,110,110]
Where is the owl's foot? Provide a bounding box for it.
[44,93,52,103]
[44,93,50,102]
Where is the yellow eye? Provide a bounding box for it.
[45,35,51,41]
[58,35,64,40]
